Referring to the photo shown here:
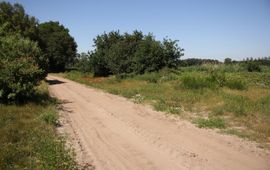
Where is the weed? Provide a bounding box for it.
[136,72,161,83]
[195,117,226,129]
[225,79,247,90]
[132,94,145,103]
[40,111,59,126]
[181,74,212,89]
[211,106,225,116]
[154,99,167,112]
[223,94,249,116]
[222,129,252,139]
[209,69,226,87]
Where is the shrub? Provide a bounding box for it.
[0,35,44,103]
[209,69,226,87]
[226,79,247,90]
[247,62,261,72]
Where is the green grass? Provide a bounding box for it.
[181,73,213,89]
[0,81,77,170]
[225,79,246,90]
[59,66,270,148]
[194,117,226,129]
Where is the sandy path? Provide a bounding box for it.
[47,75,270,170]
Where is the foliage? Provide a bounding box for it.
[209,69,226,87]
[89,31,184,76]
[0,83,77,169]
[0,35,44,103]
[225,78,246,90]
[0,2,38,40]
[181,74,212,89]
[37,21,77,72]
[179,58,220,67]
[40,111,59,126]
[74,52,92,73]
[224,58,232,64]
[247,62,261,72]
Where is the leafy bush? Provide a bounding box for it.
[247,62,261,72]
[0,35,44,103]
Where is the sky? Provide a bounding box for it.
[5,0,270,61]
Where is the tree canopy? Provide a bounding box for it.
[89,31,184,76]
[37,21,77,72]
[0,2,38,40]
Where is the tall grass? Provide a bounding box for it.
[0,82,77,169]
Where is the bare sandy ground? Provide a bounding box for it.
[47,75,270,170]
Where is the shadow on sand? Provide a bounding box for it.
[46,79,66,85]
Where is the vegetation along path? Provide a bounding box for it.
[47,75,270,170]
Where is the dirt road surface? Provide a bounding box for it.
[47,75,270,170]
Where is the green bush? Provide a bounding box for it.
[247,62,261,72]
[0,35,44,103]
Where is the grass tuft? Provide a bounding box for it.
[194,117,226,129]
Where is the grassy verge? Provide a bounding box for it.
[0,81,77,170]
[58,67,270,148]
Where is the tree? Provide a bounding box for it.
[37,21,77,72]
[247,62,261,72]
[224,58,232,64]
[133,34,164,73]
[0,2,38,40]
[162,38,184,68]
[89,31,184,76]
[75,52,92,73]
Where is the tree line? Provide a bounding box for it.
[76,31,184,76]
[0,2,184,102]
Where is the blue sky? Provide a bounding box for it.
[6,0,270,60]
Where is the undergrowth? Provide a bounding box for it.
[0,81,77,170]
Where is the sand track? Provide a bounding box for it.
[47,75,270,170]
